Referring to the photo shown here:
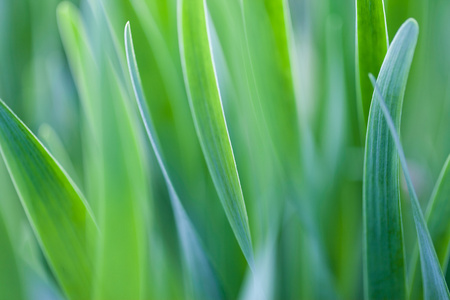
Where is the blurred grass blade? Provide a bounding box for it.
[426,155,450,267]
[369,73,450,299]
[178,0,254,268]
[125,22,223,300]
[356,0,389,128]
[363,19,418,299]
[58,3,150,298]
[38,124,81,188]
[0,99,98,299]
[0,213,24,300]
[410,154,450,298]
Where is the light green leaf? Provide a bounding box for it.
[58,3,150,299]
[363,19,418,299]
[125,21,224,300]
[0,213,24,300]
[38,124,81,188]
[0,99,98,299]
[178,0,254,268]
[410,154,450,298]
[356,0,389,128]
[369,73,450,300]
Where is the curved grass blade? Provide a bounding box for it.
[363,19,418,299]
[125,22,223,300]
[356,0,389,128]
[410,154,450,298]
[178,0,254,268]
[369,73,450,300]
[0,99,98,299]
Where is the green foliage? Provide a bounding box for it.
[410,154,450,298]
[370,73,450,299]
[178,0,254,268]
[0,0,449,299]
[363,19,418,299]
[125,21,223,300]
[0,99,98,299]
[356,0,388,129]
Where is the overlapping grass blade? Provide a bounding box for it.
[125,22,223,300]
[38,124,81,188]
[356,0,389,127]
[363,19,418,299]
[410,154,450,298]
[369,74,450,299]
[0,99,98,299]
[58,3,149,299]
[178,0,254,268]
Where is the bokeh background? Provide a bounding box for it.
[0,0,449,299]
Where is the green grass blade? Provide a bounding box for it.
[426,155,450,267]
[58,4,151,299]
[38,124,81,188]
[178,0,254,268]
[0,99,98,299]
[369,73,450,299]
[356,0,389,128]
[363,19,418,299]
[125,22,223,300]
[410,154,450,298]
[0,213,24,300]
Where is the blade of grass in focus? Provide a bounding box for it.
[410,154,450,299]
[369,73,450,300]
[178,0,254,268]
[125,22,224,300]
[356,0,389,130]
[0,99,98,299]
[363,19,418,299]
[0,213,24,300]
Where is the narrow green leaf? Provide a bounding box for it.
[369,73,450,300]
[410,154,450,298]
[363,19,418,299]
[0,213,24,300]
[178,0,254,268]
[356,0,389,128]
[125,22,223,300]
[425,155,450,267]
[58,3,150,299]
[0,99,98,299]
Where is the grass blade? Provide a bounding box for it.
[369,73,450,299]
[425,155,450,267]
[363,19,418,299]
[125,22,223,300]
[0,99,98,299]
[410,154,450,298]
[356,0,389,128]
[178,0,254,268]
[0,213,24,300]
[58,3,150,298]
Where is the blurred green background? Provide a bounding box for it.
[0,0,449,299]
